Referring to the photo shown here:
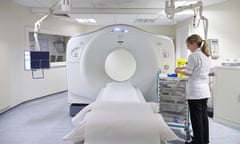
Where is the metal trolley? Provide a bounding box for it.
[157,76,191,142]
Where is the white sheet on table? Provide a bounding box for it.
[73,82,145,126]
[97,82,145,102]
[71,102,158,126]
[64,82,177,143]
[64,102,177,143]
[84,102,177,144]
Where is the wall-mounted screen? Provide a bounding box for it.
[24,51,50,70]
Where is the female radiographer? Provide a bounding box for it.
[175,34,211,144]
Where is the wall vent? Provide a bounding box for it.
[134,18,156,23]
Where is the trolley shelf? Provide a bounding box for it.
[160,102,185,112]
[158,76,191,142]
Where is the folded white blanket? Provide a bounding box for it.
[64,102,177,144]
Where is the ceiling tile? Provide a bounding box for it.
[36,0,56,7]
[71,0,95,8]
[93,14,114,19]
[92,0,120,8]
[115,14,137,20]
[93,14,115,24]
[12,0,40,7]
[137,14,159,19]
[12,0,229,26]
[13,0,229,8]
[145,0,166,8]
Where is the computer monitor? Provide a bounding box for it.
[24,51,50,70]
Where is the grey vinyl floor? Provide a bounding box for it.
[0,91,240,144]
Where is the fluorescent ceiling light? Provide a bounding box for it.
[76,19,85,23]
[76,18,96,23]
[88,19,96,23]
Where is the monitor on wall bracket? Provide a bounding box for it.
[24,51,50,70]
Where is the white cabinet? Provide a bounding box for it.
[213,66,240,129]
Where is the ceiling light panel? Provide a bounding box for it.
[76,18,96,23]
[88,19,96,23]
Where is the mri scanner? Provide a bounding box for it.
[66,24,175,111]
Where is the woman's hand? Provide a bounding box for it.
[175,67,190,76]
[175,68,182,74]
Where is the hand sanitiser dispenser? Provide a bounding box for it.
[208,39,219,59]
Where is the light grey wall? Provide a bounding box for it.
[0,42,11,110]
[205,0,240,65]
[175,0,240,66]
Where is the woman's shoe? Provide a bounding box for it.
[185,141,194,144]
[185,136,194,144]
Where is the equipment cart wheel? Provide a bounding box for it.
[184,127,191,142]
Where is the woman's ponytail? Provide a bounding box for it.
[200,40,210,57]
[186,34,210,57]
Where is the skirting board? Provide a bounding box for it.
[214,117,240,130]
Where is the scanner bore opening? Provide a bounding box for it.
[104,48,136,81]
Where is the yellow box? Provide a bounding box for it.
[176,59,187,78]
